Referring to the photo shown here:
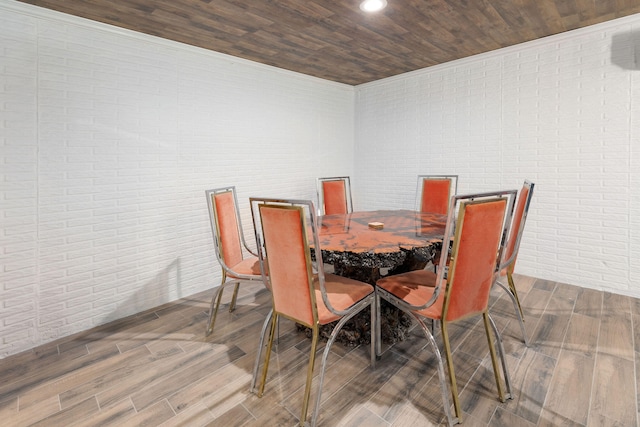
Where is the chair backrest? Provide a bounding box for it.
[435,189,516,322]
[205,187,247,270]
[501,180,535,274]
[251,198,328,327]
[317,176,352,215]
[417,175,458,214]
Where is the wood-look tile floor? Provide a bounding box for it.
[1,274,639,426]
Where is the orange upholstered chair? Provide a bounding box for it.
[417,175,458,214]
[204,187,264,336]
[317,176,352,215]
[249,197,376,427]
[418,175,458,272]
[376,190,516,426]
[496,180,535,346]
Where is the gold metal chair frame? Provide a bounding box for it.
[249,197,376,427]
[495,180,535,346]
[376,190,516,426]
[204,186,263,336]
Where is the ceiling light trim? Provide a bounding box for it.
[360,0,387,13]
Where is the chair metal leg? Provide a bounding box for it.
[506,272,525,319]
[257,312,278,397]
[440,319,462,422]
[377,288,457,425]
[206,270,231,336]
[300,327,319,426]
[229,282,241,312]
[370,296,377,368]
[311,300,375,427]
[374,292,382,358]
[482,312,507,403]
[310,326,337,427]
[206,278,229,336]
[250,309,273,393]
[496,279,529,346]
[413,314,457,427]
[487,313,513,400]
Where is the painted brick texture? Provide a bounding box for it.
[0,2,354,358]
[3,1,640,358]
[355,15,640,297]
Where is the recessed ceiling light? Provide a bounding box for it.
[360,0,387,13]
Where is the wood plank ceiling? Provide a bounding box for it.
[16,0,640,85]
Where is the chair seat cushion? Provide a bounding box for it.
[380,269,438,288]
[228,256,261,277]
[376,269,445,320]
[315,273,374,324]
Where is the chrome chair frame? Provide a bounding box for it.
[496,180,535,346]
[416,174,458,214]
[249,197,376,427]
[317,176,353,215]
[376,189,516,426]
[204,186,263,336]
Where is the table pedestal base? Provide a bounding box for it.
[296,301,413,347]
[299,257,440,347]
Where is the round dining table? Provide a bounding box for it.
[310,209,447,346]
[316,209,447,282]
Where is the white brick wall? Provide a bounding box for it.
[3,0,640,358]
[0,1,354,358]
[1,6,39,356]
[355,14,640,297]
